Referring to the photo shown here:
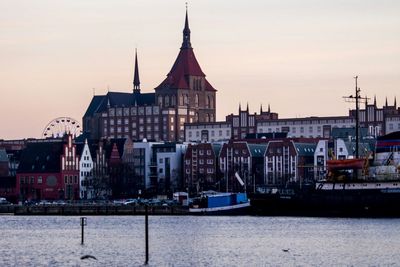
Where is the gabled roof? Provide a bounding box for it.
[0,149,8,162]
[344,141,372,158]
[247,144,267,157]
[83,91,156,118]
[84,95,106,117]
[17,141,64,173]
[211,143,222,157]
[155,10,216,92]
[293,143,316,157]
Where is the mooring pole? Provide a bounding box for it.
[145,205,149,265]
[80,217,87,245]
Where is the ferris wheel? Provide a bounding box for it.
[42,117,82,138]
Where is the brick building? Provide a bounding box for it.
[184,143,221,193]
[83,9,216,142]
[16,135,80,201]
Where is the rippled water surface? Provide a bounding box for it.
[1,215,400,266]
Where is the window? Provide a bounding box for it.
[38,176,42,184]
[30,176,35,184]
[207,150,212,155]
[185,160,190,165]
[159,158,164,164]
[199,150,204,155]
[69,176,73,184]
[207,168,213,174]
[199,159,204,164]
[64,175,68,184]
[117,119,122,125]
[159,168,163,174]
[74,176,78,184]
[207,159,213,164]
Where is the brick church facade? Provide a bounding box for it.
[83,9,216,142]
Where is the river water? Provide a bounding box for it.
[1,215,400,266]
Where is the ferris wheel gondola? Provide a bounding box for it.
[42,117,82,138]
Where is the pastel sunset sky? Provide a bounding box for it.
[1,0,399,139]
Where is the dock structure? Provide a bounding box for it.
[0,204,189,216]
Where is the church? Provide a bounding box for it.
[83,9,217,142]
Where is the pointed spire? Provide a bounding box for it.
[133,48,140,93]
[260,104,263,114]
[239,102,241,112]
[181,4,192,49]
[374,95,377,106]
[395,96,397,108]
[246,102,249,112]
[268,103,271,113]
[386,97,388,107]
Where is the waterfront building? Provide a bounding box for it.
[151,143,187,195]
[16,135,80,201]
[184,142,221,193]
[185,98,400,143]
[263,140,316,187]
[78,139,94,199]
[0,149,9,176]
[219,140,266,192]
[83,9,216,142]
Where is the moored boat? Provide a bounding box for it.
[189,191,250,215]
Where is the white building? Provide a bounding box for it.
[154,143,187,193]
[79,139,94,199]
[185,122,231,142]
[257,117,355,138]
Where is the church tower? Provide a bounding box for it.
[155,7,217,141]
[133,49,140,94]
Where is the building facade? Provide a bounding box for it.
[83,10,216,142]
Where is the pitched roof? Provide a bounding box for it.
[293,143,316,157]
[155,10,216,92]
[0,149,8,162]
[156,48,216,91]
[17,141,64,173]
[83,91,156,117]
[248,144,267,157]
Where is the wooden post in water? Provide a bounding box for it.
[80,217,87,245]
[145,205,149,265]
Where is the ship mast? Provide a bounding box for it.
[343,76,369,179]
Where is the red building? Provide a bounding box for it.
[16,135,80,201]
[184,143,221,193]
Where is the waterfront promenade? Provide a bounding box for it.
[0,204,188,216]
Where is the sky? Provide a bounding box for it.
[1,0,400,139]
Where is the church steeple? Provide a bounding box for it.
[181,5,192,49]
[133,48,140,93]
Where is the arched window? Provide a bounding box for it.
[207,114,211,122]
[206,96,210,108]
[195,112,199,122]
[164,95,170,107]
[180,94,184,106]
[209,96,214,108]
[210,114,214,122]
[158,96,163,107]
[184,94,189,105]
[195,94,199,107]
